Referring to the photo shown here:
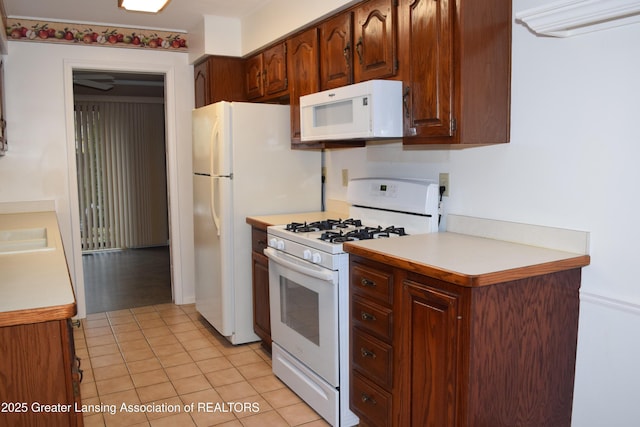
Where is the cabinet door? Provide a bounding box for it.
[194,59,210,108]
[398,278,459,427]
[320,11,353,90]
[399,0,454,139]
[353,0,397,82]
[0,320,80,426]
[263,43,288,97]
[252,251,271,348]
[287,28,319,144]
[245,53,264,100]
[211,57,247,103]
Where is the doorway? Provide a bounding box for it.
[72,70,172,313]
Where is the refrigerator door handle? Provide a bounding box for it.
[210,120,219,176]
[210,179,221,236]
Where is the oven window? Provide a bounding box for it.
[279,277,320,346]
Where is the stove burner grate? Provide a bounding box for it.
[318,226,407,243]
[285,218,363,233]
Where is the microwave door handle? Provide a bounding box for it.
[264,248,335,282]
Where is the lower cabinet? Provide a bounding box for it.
[251,226,271,351]
[350,255,582,427]
[0,318,83,426]
[397,276,461,427]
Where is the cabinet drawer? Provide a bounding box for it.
[352,329,393,389]
[351,372,392,427]
[351,263,393,304]
[251,228,268,253]
[352,296,392,342]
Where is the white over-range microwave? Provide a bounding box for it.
[300,79,403,142]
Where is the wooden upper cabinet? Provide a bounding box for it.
[263,43,288,96]
[398,0,512,144]
[194,59,210,108]
[194,56,246,108]
[353,0,397,82]
[398,0,453,139]
[319,11,353,90]
[287,28,319,145]
[244,53,264,100]
[245,43,288,101]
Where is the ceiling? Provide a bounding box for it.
[3,0,272,33]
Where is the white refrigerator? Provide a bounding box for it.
[192,101,321,344]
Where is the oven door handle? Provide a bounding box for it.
[264,247,335,283]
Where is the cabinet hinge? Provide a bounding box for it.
[393,0,399,7]
[451,118,457,132]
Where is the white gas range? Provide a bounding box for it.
[264,177,440,426]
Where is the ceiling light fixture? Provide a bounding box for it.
[118,0,171,13]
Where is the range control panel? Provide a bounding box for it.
[347,177,439,215]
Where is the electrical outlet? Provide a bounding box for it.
[439,173,450,197]
[342,169,349,187]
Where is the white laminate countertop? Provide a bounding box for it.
[344,232,591,287]
[0,211,76,326]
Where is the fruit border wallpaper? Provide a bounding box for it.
[6,18,188,51]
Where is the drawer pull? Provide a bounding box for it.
[361,278,376,287]
[361,393,377,405]
[361,347,377,359]
[73,356,84,383]
[361,311,377,321]
[71,319,81,328]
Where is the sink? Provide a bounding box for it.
[0,227,53,254]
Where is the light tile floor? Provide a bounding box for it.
[75,303,330,427]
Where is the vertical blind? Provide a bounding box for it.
[75,100,165,251]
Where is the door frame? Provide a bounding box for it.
[63,59,185,318]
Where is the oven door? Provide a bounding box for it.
[264,247,339,387]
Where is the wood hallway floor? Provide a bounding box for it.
[83,246,172,314]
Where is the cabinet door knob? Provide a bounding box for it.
[356,37,363,64]
[343,41,351,67]
[403,86,411,118]
[361,311,376,321]
[361,278,376,287]
[361,393,377,405]
[361,347,377,359]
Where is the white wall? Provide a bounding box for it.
[323,2,640,424]
[0,41,196,316]
[188,15,242,63]
[241,0,360,54]
[188,0,359,62]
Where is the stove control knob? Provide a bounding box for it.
[312,252,322,264]
[303,249,312,260]
[268,238,278,248]
[276,240,285,250]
